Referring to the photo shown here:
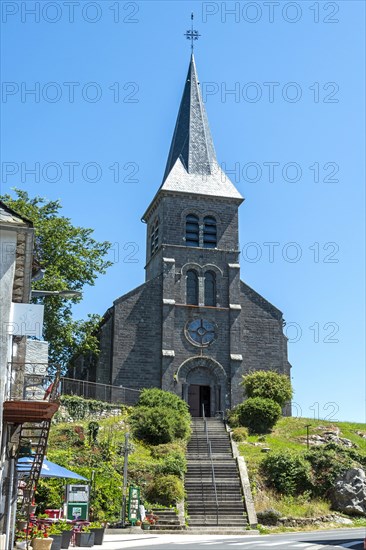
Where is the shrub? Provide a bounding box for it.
[130,406,190,445]
[155,453,187,477]
[237,397,281,434]
[59,395,121,421]
[231,427,249,442]
[242,371,293,407]
[305,444,358,497]
[256,508,282,525]
[227,407,241,428]
[145,475,184,506]
[150,442,185,459]
[130,406,175,444]
[260,451,312,496]
[49,425,84,448]
[87,421,99,444]
[137,389,190,416]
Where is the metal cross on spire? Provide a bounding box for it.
[184,13,201,52]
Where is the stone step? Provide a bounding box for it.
[187,505,245,511]
[186,475,236,478]
[185,484,242,491]
[186,493,243,499]
[187,496,244,501]
[185,484,240,492]
[187,463,237,467]
[186,469,238,474]
[187,511,246,517]
[189,518,248,529]
[150,522,185,531]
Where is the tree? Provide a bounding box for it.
[1,189,112,369]
[241,370,293,407]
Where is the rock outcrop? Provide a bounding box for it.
[330,468,366,516]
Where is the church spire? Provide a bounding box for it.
[162,54,217,182]
[141,51,242,226]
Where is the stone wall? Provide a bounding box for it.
[110,277,163,390]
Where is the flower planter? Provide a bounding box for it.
[50,535,62,550]
[60,531,72,549]
[75,532,95,547]
[17,520,28,530]
[16,542,27,550]
[90,528,105,545]
[31,538,54,550]
[141,523,150,530]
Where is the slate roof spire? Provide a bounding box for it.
[156,54,243,203]
[162,54,217,182]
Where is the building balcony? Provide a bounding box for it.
[3,362,60,424]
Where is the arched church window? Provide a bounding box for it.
[186,270,199,305]
[204,271,216,307]
[150,218,159,256]
[186,214,199,247]
[203,216,217,248]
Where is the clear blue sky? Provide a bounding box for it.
[1,1,365,422]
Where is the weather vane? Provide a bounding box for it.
[184,13,201,52]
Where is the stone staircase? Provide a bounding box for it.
[151,508,182,531]
[185,417,248,531]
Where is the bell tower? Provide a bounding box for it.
[142,53,244,415]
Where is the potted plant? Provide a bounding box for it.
[29,526,53,550]
[28,504,37,516]
[57,521,72,549]
[142,511,159,530]
[75,525,94,548]
[88,521,106,545]
[48,524,63,550]
[15,530,27,550]
[16,510,28,531]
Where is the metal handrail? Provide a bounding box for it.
[60,376,141,406]
[202,405,219,526]
[6,362,60,402]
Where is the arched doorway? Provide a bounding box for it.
[177,357,227,417]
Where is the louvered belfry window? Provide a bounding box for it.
[204,271,216,307]
[203,216,217,248]
[186,214,199,247]
[187,270,199,305]
[150,218,159,256]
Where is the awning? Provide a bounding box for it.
[17,457,88,481]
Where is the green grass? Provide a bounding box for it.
[237,416,366,521]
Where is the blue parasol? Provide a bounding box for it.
[17,457,88,481]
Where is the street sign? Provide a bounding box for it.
[127,486,140,525]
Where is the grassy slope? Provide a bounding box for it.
[238,417,366,524]
[44,412,186,521]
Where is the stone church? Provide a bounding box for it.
[74,54,291,417]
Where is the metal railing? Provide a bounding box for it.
[60,377,141,406]
[6,362,141,406]
[6,362,59,402]
[202,405,219,526]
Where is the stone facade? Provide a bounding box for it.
[75,54,292,416]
